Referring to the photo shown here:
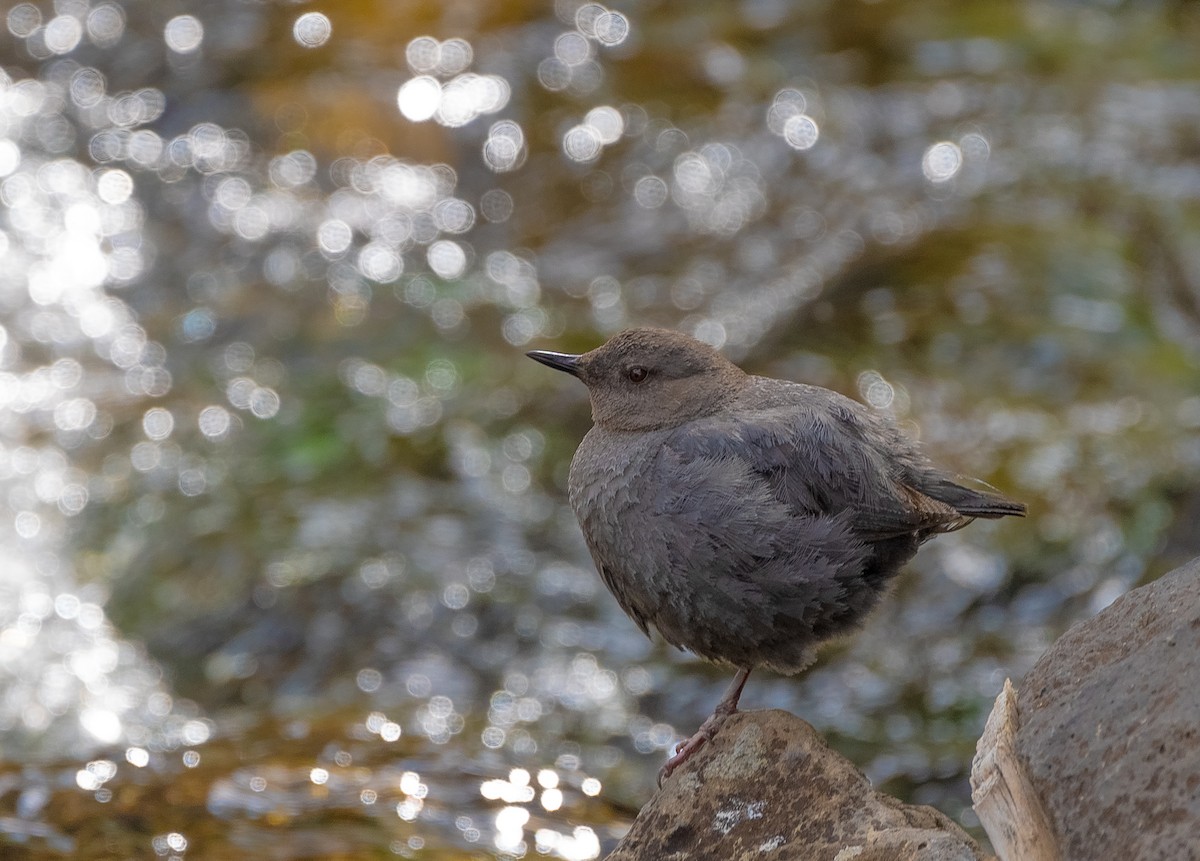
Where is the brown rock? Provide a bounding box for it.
[1015,556,1200,860]
[606,709,985,861]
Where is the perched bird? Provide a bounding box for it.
[527,328,1025,784]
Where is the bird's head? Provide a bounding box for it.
[527,328,746,431]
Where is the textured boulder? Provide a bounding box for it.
[1014,556,1200,859]
[607,709,984,861]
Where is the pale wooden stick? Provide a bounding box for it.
[971,678,1061,861]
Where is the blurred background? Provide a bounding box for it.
[1,0,1199,858]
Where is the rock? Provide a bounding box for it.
[1011,556,1200,860]
[606,709,985,861]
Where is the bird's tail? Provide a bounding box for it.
[918,473,1027,519]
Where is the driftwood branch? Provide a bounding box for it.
[971,679,1060,861]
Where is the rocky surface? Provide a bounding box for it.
[606,557,1200,861]
[1015,556,1200,860]
[606,709,985,861]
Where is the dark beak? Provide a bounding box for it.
[526,349,581,377]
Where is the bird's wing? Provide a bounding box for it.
[662,393,965,541]
[643,438,877,651]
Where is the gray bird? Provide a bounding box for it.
[527,327,1025,784]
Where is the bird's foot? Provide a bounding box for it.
[657,667,752,787]
[656,706,735,787]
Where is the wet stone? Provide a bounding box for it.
[1016,555,1200,860]
[607,709,985,861]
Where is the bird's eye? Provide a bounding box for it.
[627,366,648,383]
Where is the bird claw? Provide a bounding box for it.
[657,668,752,788]
[657,712,726,787]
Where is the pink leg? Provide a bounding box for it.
[657,667,752,787]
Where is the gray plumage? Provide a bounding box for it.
[529,327,1025,677]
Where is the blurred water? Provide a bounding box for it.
[1,1,1199,858]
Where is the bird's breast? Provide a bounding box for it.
[567,427,664,533]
